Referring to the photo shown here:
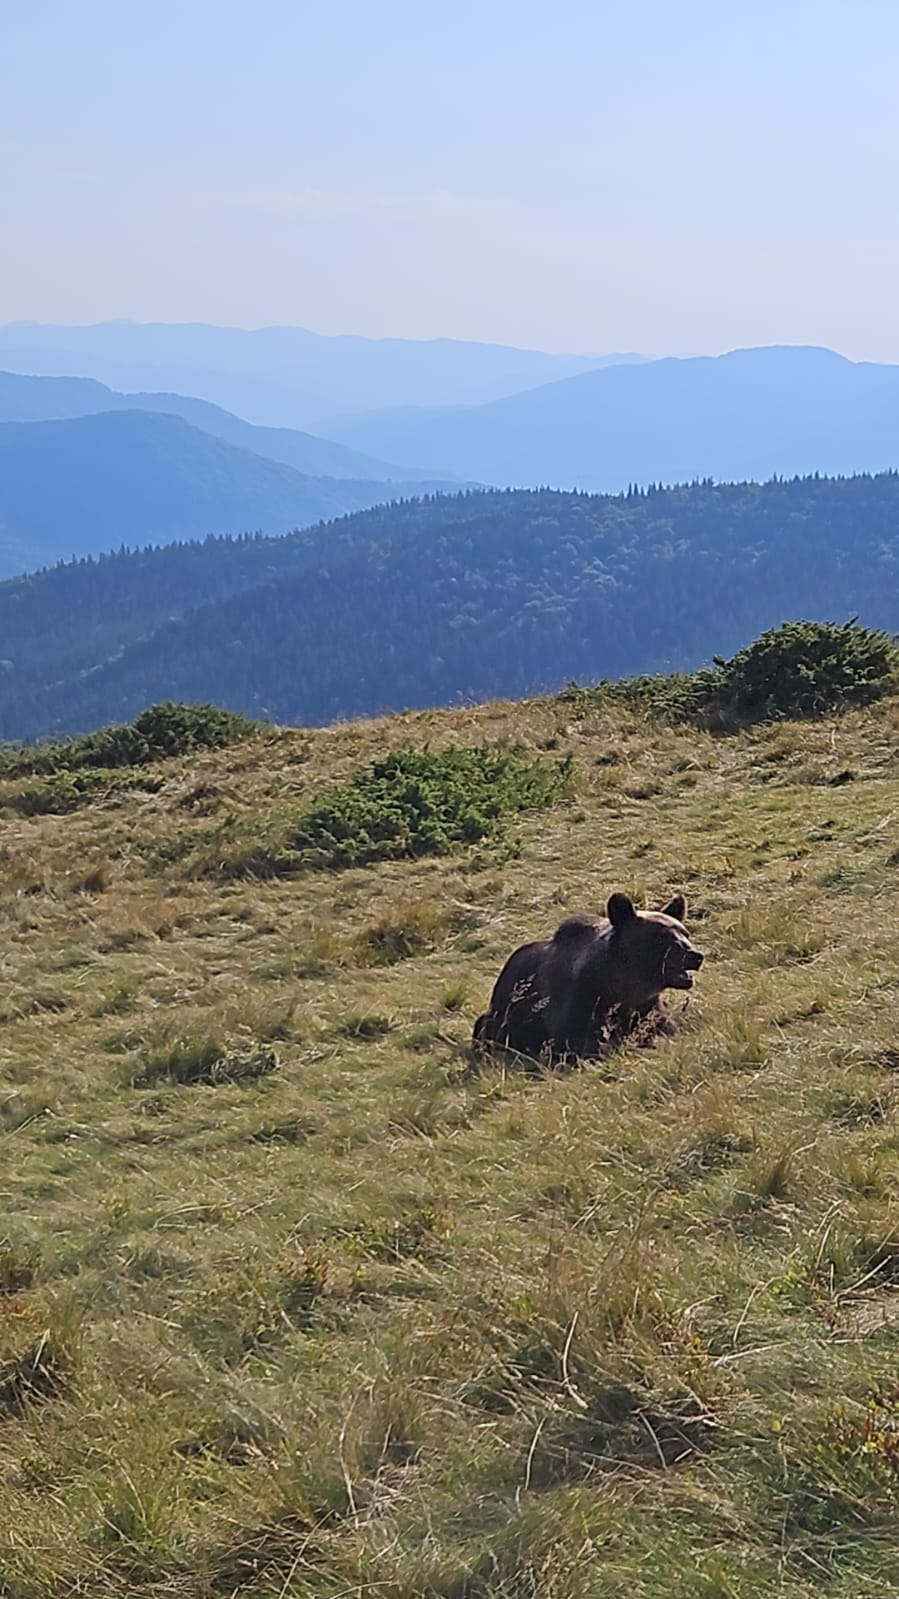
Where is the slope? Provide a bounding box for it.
[0,410,451,580]
[3,474,899,741]
[1,681,899,1598]
[324,345,899,488]
[0,369,444,483]
[0,321,646,428]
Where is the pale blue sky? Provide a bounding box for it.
[2,0,899,356]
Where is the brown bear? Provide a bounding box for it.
[472,892,704,1064]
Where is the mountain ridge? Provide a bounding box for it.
[3,472,899,742]
[0,321,646,429]
[0,369,445,483]
[0,409,458,579]
[322,344,899,488]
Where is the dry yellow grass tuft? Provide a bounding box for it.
[2,691,899,1595]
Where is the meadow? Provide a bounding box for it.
[3,681,899,1596]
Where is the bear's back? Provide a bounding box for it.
[551,913,605,945]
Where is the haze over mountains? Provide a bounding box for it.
[4,330,899,510]
[0,322,644,432]
[326,346,899,491]
[0,370,438,483]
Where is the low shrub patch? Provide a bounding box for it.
[0,701,259,779]
[288,745,572,871]
[4,767,161,816]
[560,620,899,728]
[705,619,899,723]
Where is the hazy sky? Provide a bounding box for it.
[3,0,899,357]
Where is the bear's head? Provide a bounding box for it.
[606,891,704,1007]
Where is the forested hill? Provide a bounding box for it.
[3,473,899,741]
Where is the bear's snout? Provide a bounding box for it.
[663,942,704,990]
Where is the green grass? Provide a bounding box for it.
[3,688,899,1594]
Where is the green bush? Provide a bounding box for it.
[560,620,899,728]
[290,746,572,871]
[0,702,259,779]
[6,767,161,816]
[704,620,899,722]
[559,670,717,723]
[75,702,260,768]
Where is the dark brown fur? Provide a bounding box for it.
[473,892,704,1064]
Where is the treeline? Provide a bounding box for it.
[2,476,899,740]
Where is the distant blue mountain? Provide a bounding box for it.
[0,369,440,483]
[0,322,645,430]
[322,346,899,489]
[0,410,458,579]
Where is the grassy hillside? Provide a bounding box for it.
[0,411,450,579]
[3,474,899,742]
[327,346,899,489]
[3,678,899,1596]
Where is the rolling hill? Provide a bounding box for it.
[2,666,899,1596]
[0,321,646,430]
[323,345,899,488]
[2,473,899,741]
[0,369,443,483]
[0,410,457,579]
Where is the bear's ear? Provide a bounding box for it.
[607,892,637,927]
[662,893,687,922]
